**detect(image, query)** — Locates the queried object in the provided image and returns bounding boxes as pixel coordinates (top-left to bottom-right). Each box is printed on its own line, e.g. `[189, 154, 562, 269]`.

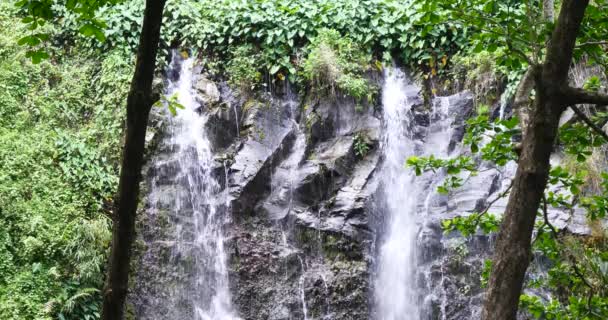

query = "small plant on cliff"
[353, 132, 371, 158]
[302, 29, 376, 107]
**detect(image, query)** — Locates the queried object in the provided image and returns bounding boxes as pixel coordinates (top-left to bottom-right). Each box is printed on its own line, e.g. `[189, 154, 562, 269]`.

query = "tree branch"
[542, 194, 558, 237]
[569, 105, 608, 142]
[472, 181, 513, 229]
[576, 41, 608, 48]
[507, 41, 535, 65]
[564, 86, 608, 106]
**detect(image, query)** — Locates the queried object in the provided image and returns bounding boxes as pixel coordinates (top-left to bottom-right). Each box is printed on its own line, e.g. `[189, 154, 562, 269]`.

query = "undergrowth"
[0, 3, 130, 319]
[302, 29, 376, 107]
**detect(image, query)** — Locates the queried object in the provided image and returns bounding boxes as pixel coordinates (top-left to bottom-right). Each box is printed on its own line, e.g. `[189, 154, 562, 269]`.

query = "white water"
[375, 67, 421, 319]
[298, 257, 310, 320]
[152, 52, 238, 320]
[144, 57, 469, 319]
[375, 67, 458, 319]
[427, 96, 454, 155]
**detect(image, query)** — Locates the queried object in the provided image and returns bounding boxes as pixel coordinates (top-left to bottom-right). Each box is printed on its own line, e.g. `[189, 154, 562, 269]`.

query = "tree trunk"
[481, 0, 590, 319]
[513, 67, 535, 137]
[542, 0, 555, 22]
[101, 0, 166, 319]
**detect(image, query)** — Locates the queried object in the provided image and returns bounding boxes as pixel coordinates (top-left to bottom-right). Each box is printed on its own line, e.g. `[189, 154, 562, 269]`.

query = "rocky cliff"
[129, 57, 595, 320]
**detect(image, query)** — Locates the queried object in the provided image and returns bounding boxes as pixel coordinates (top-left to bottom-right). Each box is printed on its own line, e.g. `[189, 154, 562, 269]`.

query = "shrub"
[302, 29, 376, 106]
[225, 45, 263, 93]
[0, 6, 125, 319]
[353, 132, 371, 157]
[50, 0, 465, 85]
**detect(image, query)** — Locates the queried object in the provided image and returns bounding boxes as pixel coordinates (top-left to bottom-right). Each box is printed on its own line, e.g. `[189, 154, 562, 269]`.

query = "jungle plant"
[34, 0, 465, 83]
[302, 29, 376, 106]
[353, 132, 371, 158]
[225, 45, 263, 94]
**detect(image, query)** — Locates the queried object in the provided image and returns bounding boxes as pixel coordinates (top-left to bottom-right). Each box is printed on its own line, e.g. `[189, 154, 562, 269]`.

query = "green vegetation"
[302, 29, 376, 107]
[225, 45, 263, 94]
[409, 0, 608, 317]
[0, 3, 130, 319]
[451, 50, 514, 106]
[19, 0, 466, 98]
[182, 0, 464, 76]
[353, 132, 371, 158]
[408, 112, 608, 318]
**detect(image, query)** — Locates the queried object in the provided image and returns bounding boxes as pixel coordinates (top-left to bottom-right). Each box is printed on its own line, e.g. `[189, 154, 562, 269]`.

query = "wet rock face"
[136, 65, 382, 319]
[133, 65, 595, 320]
[225, 93, 380, 320]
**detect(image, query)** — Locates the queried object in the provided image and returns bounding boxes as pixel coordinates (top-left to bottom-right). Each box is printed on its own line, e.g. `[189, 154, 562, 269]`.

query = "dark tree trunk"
[102, 0, 166, 319]
[481, 0, 591, 319]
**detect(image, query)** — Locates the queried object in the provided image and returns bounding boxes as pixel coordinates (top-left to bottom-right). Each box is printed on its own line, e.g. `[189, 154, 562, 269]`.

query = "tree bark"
[542, 0, 555, 22]
[513, 67, 535, 137]
[101, 0, 166, 319]
[481, 0, 590, 319]
[515, 0, 554, 137]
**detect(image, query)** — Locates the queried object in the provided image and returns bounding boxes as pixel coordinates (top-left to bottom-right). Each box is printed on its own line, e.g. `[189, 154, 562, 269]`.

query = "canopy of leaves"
[19, 0, 467, 77]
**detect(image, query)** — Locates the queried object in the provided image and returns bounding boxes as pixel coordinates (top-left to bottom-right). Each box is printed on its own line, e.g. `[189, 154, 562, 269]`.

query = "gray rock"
[194, 76, 220, 106]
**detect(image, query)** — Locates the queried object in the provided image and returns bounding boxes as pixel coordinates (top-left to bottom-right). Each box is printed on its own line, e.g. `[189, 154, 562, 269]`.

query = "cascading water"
[375, 67, 422, 319]
[375, 67, 458, 320]
[140, 52, 238, 320]
[135, 51, 498, 320]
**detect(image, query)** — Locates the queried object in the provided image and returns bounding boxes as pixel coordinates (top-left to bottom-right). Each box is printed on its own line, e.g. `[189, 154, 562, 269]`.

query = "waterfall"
[375, 67, 421, 319]
[375, 67, 458, 319]
[141, 52, 238, 320]
[135, 55, 485, 320]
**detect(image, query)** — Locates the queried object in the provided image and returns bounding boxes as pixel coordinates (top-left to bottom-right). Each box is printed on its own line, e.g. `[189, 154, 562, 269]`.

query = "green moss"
[305, 112, 320, 139]
[451, 50, 505, 106]
[353, 132, 371, 158]
[255, 126, 266, 141]
[241, 98, 259, 114]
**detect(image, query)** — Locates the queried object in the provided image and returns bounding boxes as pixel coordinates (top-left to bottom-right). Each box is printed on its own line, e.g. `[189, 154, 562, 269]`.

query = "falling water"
[375, 67, 421, 319]
[144, 52, 238, 320]
[375, 66, 459, 319]
[298, 257, 310, 320]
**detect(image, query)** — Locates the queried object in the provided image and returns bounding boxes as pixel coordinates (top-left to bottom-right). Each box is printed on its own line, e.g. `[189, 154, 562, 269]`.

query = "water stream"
[375, 67, 422, 320]
[375, 67, 457, 320]
[141, 52, 238, 320]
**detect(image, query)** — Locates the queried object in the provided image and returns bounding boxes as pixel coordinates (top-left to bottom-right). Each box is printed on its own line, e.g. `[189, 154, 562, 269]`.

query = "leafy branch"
[153, 93, 185, 116]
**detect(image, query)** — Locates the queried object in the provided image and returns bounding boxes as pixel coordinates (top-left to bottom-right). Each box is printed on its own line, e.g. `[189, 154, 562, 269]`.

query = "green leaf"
[577, 154, 586, 162]
[26, 50, 49, 64]
[79, 24, 106, 42]
[471, 143, 479, 153]
[168, 104, 177, 116]
[17, 35, 40, 46]
[269, 65, 281, 74]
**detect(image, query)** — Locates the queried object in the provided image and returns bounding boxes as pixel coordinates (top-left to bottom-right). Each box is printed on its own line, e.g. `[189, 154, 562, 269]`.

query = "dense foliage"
[21, 0, 467, 93]
[0, 3, 131, 319]
[301, 29, 376, 108]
